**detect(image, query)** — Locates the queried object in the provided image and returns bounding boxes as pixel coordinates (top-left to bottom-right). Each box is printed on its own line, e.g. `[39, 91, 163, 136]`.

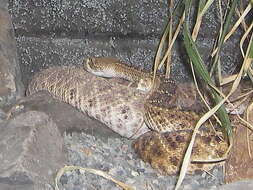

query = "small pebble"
[137, 168, 145, 173]
[131, 170, 139, 177]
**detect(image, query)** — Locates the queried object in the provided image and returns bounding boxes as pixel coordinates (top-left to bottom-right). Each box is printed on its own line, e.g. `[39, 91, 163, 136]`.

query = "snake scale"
[27, 57, 228, 175]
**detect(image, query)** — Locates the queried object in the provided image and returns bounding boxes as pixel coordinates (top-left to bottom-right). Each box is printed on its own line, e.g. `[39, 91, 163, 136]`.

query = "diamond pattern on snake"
[27, 57, 228, 175]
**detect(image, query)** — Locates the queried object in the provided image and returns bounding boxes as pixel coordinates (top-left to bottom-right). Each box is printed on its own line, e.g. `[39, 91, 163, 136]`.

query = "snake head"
[83, 57, 98, 73]
[84, 57, 122, 78]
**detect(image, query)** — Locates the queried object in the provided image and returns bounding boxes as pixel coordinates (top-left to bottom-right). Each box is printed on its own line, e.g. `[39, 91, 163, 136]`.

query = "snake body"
[27, 57, 228, 175]
[85, 57, 200, 133]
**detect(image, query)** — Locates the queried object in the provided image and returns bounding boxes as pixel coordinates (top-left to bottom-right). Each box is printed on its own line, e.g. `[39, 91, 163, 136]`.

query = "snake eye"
[84, 58, 94, 72]
[87, 57, 96, 67]
[86, 58, 92, 65]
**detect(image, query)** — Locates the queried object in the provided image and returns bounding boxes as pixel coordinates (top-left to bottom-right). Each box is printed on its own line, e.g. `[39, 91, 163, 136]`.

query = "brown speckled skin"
[132, 130, 228, 175]
[27, 66, 150, 138]
[27, 63, 228, 175]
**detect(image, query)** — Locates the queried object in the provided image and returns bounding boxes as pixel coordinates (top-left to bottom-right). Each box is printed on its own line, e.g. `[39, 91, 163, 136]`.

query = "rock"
[0, 110, 65, 189]
[217, 180, 253, 190]
[9, 91, 121, 140]
[0, 5, 24, 106]
[0, 0, 8, 9]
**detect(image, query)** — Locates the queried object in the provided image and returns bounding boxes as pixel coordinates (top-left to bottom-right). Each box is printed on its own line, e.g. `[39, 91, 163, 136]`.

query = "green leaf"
[183, 0, 232, 137]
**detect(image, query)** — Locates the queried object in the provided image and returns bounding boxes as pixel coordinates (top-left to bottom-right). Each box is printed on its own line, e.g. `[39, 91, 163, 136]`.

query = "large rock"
[0, 0, 8, 9]
[9, 91, 121, 139]
[0, 111, 65, 190]
[0, 3, 24, 106]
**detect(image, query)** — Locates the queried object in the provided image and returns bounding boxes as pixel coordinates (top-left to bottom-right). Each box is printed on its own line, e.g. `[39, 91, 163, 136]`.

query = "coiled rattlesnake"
[27, 57, 228, 175]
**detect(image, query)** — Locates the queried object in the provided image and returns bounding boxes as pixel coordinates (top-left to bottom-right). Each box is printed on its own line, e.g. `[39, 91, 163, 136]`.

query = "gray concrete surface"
[8, 0, 243, 87]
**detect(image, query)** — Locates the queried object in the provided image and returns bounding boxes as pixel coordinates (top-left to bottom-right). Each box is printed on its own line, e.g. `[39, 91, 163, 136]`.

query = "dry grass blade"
[212, 3, 252, 57]
[165, 0, 174, 77]
[192, 0, 215, 40]
[221, 8, 252, 85]
[176, 20, 253, 189]
[175, 96, 230, 190]
[192, 157, 227, 163]
[157, 13, 185, 71]
[216, 0, 224, 85]
[237, 114, 253, 131]
[189, 36, 230, 165]
[175, 0, 245, 188]
[190, 62, 215, 120]
[211, 0, 239, 79]
[153, 0, 184, 79]
[240, 20, 253, 58]
[220, 74, 238, 86]
[175, 68, 244, 189]
[200, 0, 215, 14]
[190, 0, 228, 124]
[236, 1, 248, 31]
[154, 1, 185, 77]
[244, 31, 253, 83]
[246, 102, 253, 157]
[153, 19, 171, 81]
[54, 165, 135, 190]
[224, 3, 251, 41]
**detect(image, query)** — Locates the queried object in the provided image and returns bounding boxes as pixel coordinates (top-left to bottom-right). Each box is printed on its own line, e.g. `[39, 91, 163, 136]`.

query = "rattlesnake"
[27, 57, 228, 175]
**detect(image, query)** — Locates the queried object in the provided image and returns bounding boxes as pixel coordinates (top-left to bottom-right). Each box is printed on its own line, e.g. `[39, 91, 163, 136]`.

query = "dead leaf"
[225, 115, 253, 183]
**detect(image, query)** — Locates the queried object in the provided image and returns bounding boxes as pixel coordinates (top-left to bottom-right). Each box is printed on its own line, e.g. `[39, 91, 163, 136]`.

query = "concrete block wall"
[8, 0, 242, 86]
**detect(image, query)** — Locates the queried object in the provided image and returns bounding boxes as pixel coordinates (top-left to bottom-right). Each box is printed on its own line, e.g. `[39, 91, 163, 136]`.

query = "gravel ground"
[61, 132, 225, 190]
